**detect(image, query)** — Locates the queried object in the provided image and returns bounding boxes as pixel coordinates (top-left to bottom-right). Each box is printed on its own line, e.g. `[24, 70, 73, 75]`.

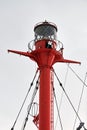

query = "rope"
[73, 72, 87, 130]
[53, 69, 87, 130]
[53, 87, 63, 130]
[10, 69, 38, 130]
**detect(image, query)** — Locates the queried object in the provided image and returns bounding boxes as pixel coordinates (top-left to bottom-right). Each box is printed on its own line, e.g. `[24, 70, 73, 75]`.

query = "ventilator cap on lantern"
[34, 21, 58, 41]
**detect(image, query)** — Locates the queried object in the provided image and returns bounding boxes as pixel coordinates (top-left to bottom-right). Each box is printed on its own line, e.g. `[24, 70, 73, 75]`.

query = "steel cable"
[55, 64, 69, 130]
[21, 75, 39, 130]
[68, 65, 87, 88]
[53, 87, 63, 130]
[73, 72, 87, 130]
[10, 69, 38, 130]
[53, 69, 87, 130]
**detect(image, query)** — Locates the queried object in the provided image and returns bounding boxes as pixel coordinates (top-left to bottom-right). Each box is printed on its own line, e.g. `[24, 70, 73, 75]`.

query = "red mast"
[8, 21, 80, 130]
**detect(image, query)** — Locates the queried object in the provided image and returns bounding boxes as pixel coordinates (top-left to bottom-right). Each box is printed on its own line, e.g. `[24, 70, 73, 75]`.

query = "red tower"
[8, 21, 80, 130]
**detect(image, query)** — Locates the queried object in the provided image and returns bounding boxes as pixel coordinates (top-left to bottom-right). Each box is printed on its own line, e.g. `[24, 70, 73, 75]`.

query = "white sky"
[0, 0, 87, 130]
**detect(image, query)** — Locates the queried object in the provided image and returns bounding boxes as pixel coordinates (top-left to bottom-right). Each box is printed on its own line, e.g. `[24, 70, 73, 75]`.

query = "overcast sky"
[0, 0, 87, 130]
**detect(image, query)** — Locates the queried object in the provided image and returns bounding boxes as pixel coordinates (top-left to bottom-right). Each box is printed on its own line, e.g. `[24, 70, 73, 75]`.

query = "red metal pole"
[39, 67, 53, 130]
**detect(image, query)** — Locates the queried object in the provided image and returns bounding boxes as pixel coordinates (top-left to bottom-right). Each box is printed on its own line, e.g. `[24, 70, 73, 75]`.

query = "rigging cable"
[21, 75, 39, 130]
[73, 72, 87, 130]
[10, 69, 39, 130]
[59, 63, 69, 109]
[53, 69, 87, 130]
[68, 65, 87, 88]
[55, 64, 69, 130]
[53, 87, 63, 130]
